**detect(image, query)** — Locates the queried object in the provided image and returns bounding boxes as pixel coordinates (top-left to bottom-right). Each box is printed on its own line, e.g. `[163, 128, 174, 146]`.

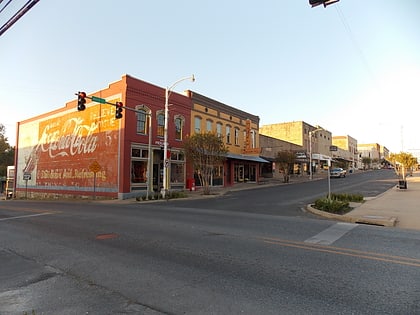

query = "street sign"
[23, 173, 31, 180]
[330, 145, 338, 151]
[91, 96, 106, 104]
[164, 159, 169, 168]
[89, 161, 102, 173]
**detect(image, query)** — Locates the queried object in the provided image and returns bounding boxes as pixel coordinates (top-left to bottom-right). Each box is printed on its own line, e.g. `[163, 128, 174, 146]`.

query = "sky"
[1, 0, 419, 155]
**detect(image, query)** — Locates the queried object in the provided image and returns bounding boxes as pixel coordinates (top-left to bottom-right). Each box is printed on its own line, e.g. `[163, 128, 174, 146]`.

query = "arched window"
[226, 125, 231, 143]
[216, 122, 222, 138]
[206, 119, 213, 132]
[194, 116, 202, 133]
[234, 127, 240, 145]
[136, 108, 147, 134]
[174, 115, 184, 140]
[251, 129, 257, 148]
[157, 112, 164, 137]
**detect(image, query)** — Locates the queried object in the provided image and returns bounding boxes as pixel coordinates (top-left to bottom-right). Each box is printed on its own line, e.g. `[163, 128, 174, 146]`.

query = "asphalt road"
[1, 170, 419, 314]
[158, 169, 399, 216]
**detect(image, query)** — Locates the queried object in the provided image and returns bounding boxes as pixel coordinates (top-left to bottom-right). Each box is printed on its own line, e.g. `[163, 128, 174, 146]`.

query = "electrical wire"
[0, 0, 14, 14]
[0, 0, 40, 37]
[335, 4, 375, 80]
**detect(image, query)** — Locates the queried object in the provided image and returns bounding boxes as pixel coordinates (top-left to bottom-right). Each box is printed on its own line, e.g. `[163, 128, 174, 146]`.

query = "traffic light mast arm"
[75, 92, 152, 114]
[74, 92, 125, 108]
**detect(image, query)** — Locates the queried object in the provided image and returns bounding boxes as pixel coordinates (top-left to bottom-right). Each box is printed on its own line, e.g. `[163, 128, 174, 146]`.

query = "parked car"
[330, 167, 346, 178]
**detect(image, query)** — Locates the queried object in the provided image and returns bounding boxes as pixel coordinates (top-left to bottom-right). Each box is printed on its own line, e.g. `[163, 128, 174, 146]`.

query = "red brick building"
[15, 75, 192, 199]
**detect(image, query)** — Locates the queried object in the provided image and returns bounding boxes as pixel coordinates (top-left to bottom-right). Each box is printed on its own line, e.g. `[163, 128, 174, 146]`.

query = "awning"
[226, 153, 270, 163]
[311, 153, 332, 161]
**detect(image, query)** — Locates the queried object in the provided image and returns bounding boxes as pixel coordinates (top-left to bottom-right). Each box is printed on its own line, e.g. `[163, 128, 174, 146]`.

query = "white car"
[330, 168, 346, 178]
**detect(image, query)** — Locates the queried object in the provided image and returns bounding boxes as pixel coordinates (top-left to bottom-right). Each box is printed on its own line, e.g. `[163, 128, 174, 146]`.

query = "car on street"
[330, 167, 346, 178]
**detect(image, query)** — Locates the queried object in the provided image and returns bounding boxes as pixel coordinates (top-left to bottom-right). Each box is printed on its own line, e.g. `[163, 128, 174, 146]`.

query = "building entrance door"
[234, 164, 244, 183]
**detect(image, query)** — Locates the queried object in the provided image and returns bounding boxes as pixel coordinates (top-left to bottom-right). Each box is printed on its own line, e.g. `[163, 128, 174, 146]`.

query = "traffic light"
[77, 92, 86, 111]
[115, 101, 123, 119]
[309, 0, 339, 7]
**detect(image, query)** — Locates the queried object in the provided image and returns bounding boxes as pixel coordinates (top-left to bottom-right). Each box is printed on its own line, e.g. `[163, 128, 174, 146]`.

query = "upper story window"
[194, 116, 202, 133]
[174, 115, 184, 141]
[216, 122, 222, 138]
[226, 125, 231, 144]
[157, 112, 164, 137]
[251, 129, 257, 148]
[136, 108, 147, 135]
[206, 119, 213, 132]
[234, 127, 240, 145]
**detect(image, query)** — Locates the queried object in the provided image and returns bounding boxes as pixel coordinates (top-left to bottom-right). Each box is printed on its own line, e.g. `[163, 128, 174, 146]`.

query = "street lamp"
[309, 128, 324, 180]
[162, 75, 195, 198]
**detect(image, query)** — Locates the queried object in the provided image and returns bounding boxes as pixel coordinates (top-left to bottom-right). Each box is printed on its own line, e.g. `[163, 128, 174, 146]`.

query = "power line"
[335, 4, 374, 80]
[0, 0, 14, 15]
[0, 0, 40, 37]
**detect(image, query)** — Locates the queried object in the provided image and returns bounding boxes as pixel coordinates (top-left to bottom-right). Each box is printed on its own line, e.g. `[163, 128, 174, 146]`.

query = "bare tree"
[183, 132, 228, 195]
[275, 150, 296, 183]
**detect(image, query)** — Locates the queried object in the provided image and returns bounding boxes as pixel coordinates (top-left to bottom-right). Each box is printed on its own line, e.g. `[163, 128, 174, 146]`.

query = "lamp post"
[145, 108, 152, 200]
[309, 128, 324, 180]
[162, 75, 195, 198]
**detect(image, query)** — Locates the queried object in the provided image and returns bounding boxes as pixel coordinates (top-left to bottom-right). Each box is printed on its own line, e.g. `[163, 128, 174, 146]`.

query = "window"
[157, 113, 164, 137]
[251, 130, 256, 148]
[131, 148, 141, 157]
[226, 125, 231, 143]
[170, 163, 184, 183]
[136, 109, 147, 134]
[234, 127, 239, 145]
[206, 119, 213, 132]
[131, 160, 147, 183]
[174, 116, 183, 140]
[216, 122, 222, 138]
[194, 116, 201, 133]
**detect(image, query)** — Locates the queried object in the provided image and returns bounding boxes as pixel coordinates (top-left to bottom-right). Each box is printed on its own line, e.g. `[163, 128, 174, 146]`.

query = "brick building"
[15, 75, 191, 199]
[189, 92, 268, 186]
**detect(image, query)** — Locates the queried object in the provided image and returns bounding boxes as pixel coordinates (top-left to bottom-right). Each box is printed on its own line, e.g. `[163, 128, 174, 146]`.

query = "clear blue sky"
[1, 0, 419, 154]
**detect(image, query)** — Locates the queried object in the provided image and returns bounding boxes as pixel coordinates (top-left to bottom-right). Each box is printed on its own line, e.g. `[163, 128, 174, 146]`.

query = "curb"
[306, 204, 397, 227]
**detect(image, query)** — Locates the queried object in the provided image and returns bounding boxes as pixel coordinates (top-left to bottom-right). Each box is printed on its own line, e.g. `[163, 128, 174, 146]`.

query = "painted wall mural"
[17, 101, 121, 193]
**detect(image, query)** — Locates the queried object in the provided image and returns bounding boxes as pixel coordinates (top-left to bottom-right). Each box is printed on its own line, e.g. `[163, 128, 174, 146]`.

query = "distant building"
[332, 135, 358, 169]
[260, 121, 333, 173]
[259, 134, 305, 179]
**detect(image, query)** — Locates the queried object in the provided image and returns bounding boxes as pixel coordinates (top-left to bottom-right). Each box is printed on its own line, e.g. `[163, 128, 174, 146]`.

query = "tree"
[183, 132, 228, 195]
[389, 152, 418, 180]
[361, 157, 371, 170]
[275, 150, 296, 183]
[0, 124, 15, 177]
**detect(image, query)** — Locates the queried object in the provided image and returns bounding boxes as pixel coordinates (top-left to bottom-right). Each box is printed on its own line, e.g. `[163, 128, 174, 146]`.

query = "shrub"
[166, 190, 188, 199]
[313, 197, 351, 214]
[330, 193, 363, 202]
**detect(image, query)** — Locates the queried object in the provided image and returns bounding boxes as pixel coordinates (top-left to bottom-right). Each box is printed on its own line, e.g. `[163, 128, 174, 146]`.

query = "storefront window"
[131, 160, 147, 183]
[170, 162, 184, 183]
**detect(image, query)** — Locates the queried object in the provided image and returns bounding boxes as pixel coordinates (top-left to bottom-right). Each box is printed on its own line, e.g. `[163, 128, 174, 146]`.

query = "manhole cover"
[95, 233, 118, 240]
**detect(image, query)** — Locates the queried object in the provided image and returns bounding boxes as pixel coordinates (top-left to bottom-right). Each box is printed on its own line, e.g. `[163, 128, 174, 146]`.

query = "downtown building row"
[13, 74, 389, 199]
[14, 75, 265, 200]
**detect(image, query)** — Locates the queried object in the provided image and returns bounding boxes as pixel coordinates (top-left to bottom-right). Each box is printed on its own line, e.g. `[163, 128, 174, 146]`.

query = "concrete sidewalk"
[344, 171, 420, 230]
[306, 171, 420, 230]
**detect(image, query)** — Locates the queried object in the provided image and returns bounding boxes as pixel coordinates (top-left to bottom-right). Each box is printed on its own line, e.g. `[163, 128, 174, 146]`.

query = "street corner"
[305, 204, 397, 227]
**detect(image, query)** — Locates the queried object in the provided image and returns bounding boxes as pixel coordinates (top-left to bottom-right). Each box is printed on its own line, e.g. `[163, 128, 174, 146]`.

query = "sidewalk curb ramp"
[306, 204, 397, 227]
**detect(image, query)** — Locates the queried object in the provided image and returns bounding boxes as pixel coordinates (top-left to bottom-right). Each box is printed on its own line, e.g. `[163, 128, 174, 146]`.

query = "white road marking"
[305, 222, 358, 245]
[0, 212, 54, 222]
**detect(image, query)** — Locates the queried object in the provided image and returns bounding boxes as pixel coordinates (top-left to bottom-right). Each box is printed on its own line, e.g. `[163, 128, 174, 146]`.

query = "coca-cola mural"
[17, 101, 121, 195]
